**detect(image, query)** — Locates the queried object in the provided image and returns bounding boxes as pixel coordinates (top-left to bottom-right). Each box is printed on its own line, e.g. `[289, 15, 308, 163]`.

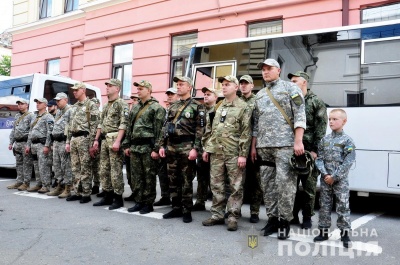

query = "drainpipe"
[342, 0, 349, 26]
[68, 43, 83, 78]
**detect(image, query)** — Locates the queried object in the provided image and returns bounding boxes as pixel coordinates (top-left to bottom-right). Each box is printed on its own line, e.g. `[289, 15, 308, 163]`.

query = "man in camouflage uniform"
[90, 97, 101, 195]
[46, 92, 73, 198]
[123, 80, 165, 214]
[288, 71, 327, 229]
[158, 76, 204, 223]
[92, 79, 128, 210]
[251, 59, 306, 240]
[202, 76, 251, 231]
[65, 82, 100, 204]
[25, 98, 54, 193]
[47, 100, 57, 117]
[7, 99, 34, 190]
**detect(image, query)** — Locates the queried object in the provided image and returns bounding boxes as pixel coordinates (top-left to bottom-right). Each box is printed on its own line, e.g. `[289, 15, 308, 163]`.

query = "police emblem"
[248, 235, 258, 249]
[185, 112, 191, 118]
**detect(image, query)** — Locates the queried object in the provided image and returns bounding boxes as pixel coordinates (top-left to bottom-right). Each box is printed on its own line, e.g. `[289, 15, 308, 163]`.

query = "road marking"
[106, 207, 166, 219]
[14, 191, 57, 199]
[0, 179, 13, 182]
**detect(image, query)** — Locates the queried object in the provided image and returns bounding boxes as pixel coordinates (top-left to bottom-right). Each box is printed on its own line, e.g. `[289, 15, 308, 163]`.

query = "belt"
[32, 138, 46, 144]
[15, 137, 28, 143]
[131, 138, 154, 146]
[52, 134, 67, 142]
[168, 136, 195, 144]
[72, 131, 89, 138]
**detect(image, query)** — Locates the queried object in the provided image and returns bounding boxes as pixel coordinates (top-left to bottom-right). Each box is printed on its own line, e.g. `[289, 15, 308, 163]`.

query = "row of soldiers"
[8, 59, 331, 237]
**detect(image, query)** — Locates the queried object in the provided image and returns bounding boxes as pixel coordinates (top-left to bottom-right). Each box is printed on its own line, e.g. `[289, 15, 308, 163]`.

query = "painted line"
[14, 191, 57, 200]
[105, 207, 164, 219]
[0, 179, 13, 182]
[268, 212, 384, 254]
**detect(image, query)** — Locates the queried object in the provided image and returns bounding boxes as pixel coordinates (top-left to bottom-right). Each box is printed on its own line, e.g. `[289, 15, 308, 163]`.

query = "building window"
[65, 0, 79, 13]
[248, 20, 283, 37]
[112, 43, 133, 100]
[170, 33, 198, 86]
[39, 0, 52, 19]
[362, 2, 400, 23]
[47, 59, 60, 76]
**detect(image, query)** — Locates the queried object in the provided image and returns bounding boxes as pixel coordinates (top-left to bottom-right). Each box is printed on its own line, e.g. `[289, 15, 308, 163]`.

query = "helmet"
[289, 151, 314, 175]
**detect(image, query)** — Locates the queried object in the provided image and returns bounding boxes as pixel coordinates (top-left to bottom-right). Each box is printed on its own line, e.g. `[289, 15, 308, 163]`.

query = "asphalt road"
[1, 169, 400, 265]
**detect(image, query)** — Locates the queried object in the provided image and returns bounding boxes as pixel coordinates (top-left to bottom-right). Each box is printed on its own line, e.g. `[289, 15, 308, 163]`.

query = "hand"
[112, 140, 120, 152]
[151, 151, 159, 160]
[188, 148, 197, 160]
[8, 144, 12, 151]
[311, 151, 317, 160]
[202, 152, 209, 162]
[324, 175, 334, 185]
[89, 147, 97, 158]
[43, 146, 49, 155]
[93, 140, 99, 149]
[65, 144, 70, 153]
[124, 148, 131, 157]
[25, 147, 30, 155]
[237, 156, 246, 169]
[294, 140, 304, 156]
[251, 147, 257, 163]
[159, 147, 166, 158]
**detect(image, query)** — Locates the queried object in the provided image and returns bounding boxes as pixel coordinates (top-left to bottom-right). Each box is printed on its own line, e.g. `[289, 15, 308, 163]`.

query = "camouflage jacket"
[253, 78, 306, 148]
[27, 111, 54, 147]
[316, 130, 356, 182]
[159, 97, 205, 152]
[98, 98, 129, 134]
[240, 93, 256, 111]
[9, 111, 35, 145]
[203, 97, 252, 157]
[67, 98, 100, 144]
[303, 89, 328, 153]
[123, 97, 165, 153]
[52, 105, 72, 137]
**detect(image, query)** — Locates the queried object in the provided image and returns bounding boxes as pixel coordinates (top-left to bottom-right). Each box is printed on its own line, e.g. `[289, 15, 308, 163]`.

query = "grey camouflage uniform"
[9, 111, 35, 184]
[316, 131, 356, 229]
[27, 112, 54, 188]
[253, 78, 306, 221]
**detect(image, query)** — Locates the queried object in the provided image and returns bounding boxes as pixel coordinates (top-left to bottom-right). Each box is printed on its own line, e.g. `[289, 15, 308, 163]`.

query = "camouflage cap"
[239, 75, 253, 84]
[133, 80, 152, 89]
[257, 58, 280, 69]
[173, 76, 193, 86]
[91, 98, 100, 104]
[201, 87, 216, 94]
[71, 82, 86, 90]
[218, 75, 239, 85]
[16, 98, 29, 104]
[105, 78, 122, 88]
[34, 98, 48, 104]
[130, 94, 139, 99]
[47, 99, 57, 106]
[288, 71, 310, 82]
[54, 92, 68, 100]
[165, 87, 177, 94]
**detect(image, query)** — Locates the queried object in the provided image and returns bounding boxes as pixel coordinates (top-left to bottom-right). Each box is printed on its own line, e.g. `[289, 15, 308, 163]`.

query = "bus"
[0, 73, 102, 168]
[187, 19, 400, 197]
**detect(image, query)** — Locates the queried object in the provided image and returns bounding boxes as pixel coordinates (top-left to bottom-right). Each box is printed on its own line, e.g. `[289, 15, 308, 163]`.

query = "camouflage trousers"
[244, 156, 263, 215]
[166, 146, 196, 213]
[130, 150, 158, 205]
[13, 141, 33, 184]
[157, 158, 169, 198]
[70, 136, 92, 196]
[210, 153, 245, 220]
[99, 141, 125, 195]
[293, 166, 319, 218]
[195, 157, 210, 205]
[318, 177, 351, 229]
[53, 141, 73, 185]
[125, 154, 133, 191]
[31, 143, 52, 188]
[91, 152, 100, 187]
[257, 147, 297, 221]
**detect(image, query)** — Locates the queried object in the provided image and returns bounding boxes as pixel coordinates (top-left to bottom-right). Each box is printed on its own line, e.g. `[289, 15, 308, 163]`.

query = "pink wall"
[10, 0, 392, 105]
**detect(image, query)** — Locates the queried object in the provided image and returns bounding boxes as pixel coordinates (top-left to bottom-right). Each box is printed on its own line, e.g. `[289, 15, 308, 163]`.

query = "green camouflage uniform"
[203, 97, 252, 220]
[123, 97, 165, 205]
[67, 99, 100, 196]
[98, 98, 129, 196]
[159, 98, 205, 213]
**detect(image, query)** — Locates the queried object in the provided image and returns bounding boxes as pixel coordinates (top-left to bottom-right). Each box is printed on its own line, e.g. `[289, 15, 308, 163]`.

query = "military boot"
[66, 194, 82, 201]
[277, 219, 290, 240]
[91, 185, 99, 195]
[109, 193, 124, 210]
[182, 211, 192, 223]
[7, 182, 22, 189]
[47, 184, 63, 196]
[302, 216, 312, 229]
[93, 191, 113, 206]
[153, 196, 171, 206]
[314, 228, 329, 242]
[139, 204, 154, 214]
[58, 185, 72, 198]
[341, 229, 352, 248]
[27, 185, 42, 192]
[38, 186, 50, 194]
[261, 216, 279, 236]
[17, 183, 30, 191]
[163, 208, 183, 219]
[96, 190, 106, 198]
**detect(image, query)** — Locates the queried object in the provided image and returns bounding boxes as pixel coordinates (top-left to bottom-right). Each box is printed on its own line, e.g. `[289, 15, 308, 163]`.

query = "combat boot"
[261, 216, 279, 236]
[182, 211, 192, 223]
[249, 214, 260, 223]
[91, 185, 100, 195]
[66, 194, 82, 201]
[97, 190, 106, 198]
[109, 193, 123, 210]
[277, 219, 290, 240]
[153, 196, 171, 206]
[58, 185, 71, 198]
[7, 182, 22, 189]
[123, 193, 136, 201]
[38, 186, 50, 194]
[191, 203, 206, 211]
[302, 216, 312, 229]
[17, 183, 30, 191]
[93, 191, 113, 206]
[341, 229, 352, 248]
[80, 196, 91, 203]
[27, 185, 42, 192]
[314, 228, 329, 242]
[163, 208, 183, 219]
[47, 184, 63, 196]
[139, 205, 154, 214]
[202, 217, 225, 226]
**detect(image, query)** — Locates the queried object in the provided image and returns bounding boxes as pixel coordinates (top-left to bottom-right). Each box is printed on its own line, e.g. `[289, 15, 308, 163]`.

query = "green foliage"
[0, 55, 11, 76]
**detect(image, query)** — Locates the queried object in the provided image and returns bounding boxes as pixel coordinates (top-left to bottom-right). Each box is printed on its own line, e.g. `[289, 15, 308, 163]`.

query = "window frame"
[39, 0, 52, 19]
[46, 58, 60, 76]
[64, 0, 79, 13]
[247, 19, 283, 37]
[112, 43, 133, 100]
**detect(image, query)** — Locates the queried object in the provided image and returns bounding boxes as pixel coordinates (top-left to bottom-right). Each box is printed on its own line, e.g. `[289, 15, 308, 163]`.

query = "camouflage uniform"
[98, 98, 129, 195]
[52, 105, 73, 185]
[315, 131, 356, 229]
[123, 97, 165, 205]
[27, 111, 54, 188]
[293, 89, 327, 218]
[203, 97, 252, 220]
[159, 98, 204, 213]
[9, 111, 35, 185]
[253, 78, 306, 221]
[67, 98, 100, 197]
